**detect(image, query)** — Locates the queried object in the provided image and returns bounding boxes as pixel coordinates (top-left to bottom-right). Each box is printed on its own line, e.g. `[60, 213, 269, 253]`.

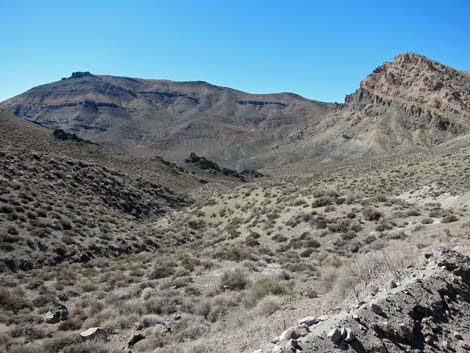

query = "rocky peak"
[344, 52, 470, 142]
[67, 71, 94, 79]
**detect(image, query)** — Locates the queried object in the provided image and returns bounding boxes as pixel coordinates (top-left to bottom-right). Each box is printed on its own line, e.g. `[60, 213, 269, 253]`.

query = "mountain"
[252, 52, 470, 167]
[0, 73, 337, 168]
[2, 54, 470, 353]
[344, 52, 470, 147]
[1, 53, 469, 170]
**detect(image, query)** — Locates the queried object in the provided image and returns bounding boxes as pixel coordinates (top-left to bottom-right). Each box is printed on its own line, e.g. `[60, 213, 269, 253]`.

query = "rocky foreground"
[255, 247, 470, 353]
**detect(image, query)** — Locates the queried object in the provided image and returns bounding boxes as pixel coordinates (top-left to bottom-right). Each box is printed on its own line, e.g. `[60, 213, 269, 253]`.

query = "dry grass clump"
[256, 295, 282, 316]
[219, 269, 249, 290]
[325, 246, 415, 304]
[0, 287, 31, 313]
[362, 207, 383, 221]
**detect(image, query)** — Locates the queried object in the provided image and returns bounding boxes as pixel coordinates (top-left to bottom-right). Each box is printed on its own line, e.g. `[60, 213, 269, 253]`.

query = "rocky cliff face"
[254, 53, 470, 168]
[344, 52, 470, 146]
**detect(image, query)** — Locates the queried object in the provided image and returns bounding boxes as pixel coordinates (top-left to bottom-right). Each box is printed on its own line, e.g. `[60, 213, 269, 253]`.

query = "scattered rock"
[184, 152, 263, 181]
[462, 342, 470, 350]
[80, 327, 107, 341]
[370, 303, 385, 316]
[262, 247, 470, 353]
[45, 302, 68, 323]
[128, 333, 145, 347]
[327, 327, 342, 344]
[278, 324, 310, 342]
[298, 316, 317, 326]
[344, 327, 354, 342]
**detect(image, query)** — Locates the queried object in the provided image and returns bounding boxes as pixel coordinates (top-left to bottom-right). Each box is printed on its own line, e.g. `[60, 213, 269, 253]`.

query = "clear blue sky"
[1, 0, 469, 103]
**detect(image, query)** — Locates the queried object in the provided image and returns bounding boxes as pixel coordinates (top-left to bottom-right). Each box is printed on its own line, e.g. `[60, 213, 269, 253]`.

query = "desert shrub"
[315, 218, 328, 229]
[341, 232, 356, 240]
[176, 322, 209, 342]
[0, 287, 31, 313]
[133, 336, 166, 352]
[58, 319, 82, 331]
[421, 218, 433, 224]
[32, 294, 54, 308]
[62, 341, 111, 353]
[363, 235, 377, 244]
[300, 249, 314, 258]
[256, 295, 281, 316]
[331, 248, 412, 303]
[442, 214, 458, 223]
[220, 269, 249, 290]
[142, 314, 166, 328]
[362, 208, 382, 221]
[154, 346, 184, 353]
[245, 279, 291, 306]
[8, 344, 42, 353]
[214, 246, 254, 261]
[349, 222, 362, 232]
[311, 196, 333, 208]
[150, 265, 176, 280]
[324, 205, 336, 212]
[180, 253, 202, 271]
[7, 226, 19, 235]
[272, 234, 288, 242]
[406, 208, 421, 217]
[144, 296, 181, 315]
[41, 334, 82, 353]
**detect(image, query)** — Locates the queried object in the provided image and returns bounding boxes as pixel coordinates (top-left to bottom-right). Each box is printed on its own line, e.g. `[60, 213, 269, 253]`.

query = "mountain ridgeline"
[1, 53, 469, 168]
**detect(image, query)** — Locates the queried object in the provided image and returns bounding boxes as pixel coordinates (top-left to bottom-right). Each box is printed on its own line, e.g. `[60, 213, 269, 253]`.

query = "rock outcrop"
[184, 152, 263, 181]
[45, 302, 68, 324]
[255, 247, 470, 352]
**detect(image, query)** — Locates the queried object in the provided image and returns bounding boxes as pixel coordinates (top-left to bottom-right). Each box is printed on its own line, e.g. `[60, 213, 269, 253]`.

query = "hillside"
[2, 120, 470, 352]
[0, 110, 255, 195]
[1, 53, 470, 353]
[0, 74, 336, 168]
[250, 53, 470, 167]
[1, 53, 470, 169]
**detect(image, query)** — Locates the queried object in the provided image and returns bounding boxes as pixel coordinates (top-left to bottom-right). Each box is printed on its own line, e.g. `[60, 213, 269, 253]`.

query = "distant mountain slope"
[1, 53, 469, 169]
[0, 73, 337, 167]
[0, 111, 202, 192]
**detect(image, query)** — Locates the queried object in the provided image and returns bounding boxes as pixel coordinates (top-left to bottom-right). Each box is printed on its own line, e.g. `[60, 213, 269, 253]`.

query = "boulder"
[80, 327, 107, 341]
[128, 333, 145, 347]
[298, 316, 318, 326]
[327, 327, 342, 344]
[45, 302, 68, 323]
[370, 303, 385, 316]
[279, 325, 309, 341]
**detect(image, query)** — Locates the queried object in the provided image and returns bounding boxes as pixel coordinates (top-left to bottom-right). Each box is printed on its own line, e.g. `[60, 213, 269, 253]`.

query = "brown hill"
[250, 53, 470, 167]
[1, 53, 469, 169]
[0, 73, 336, 168]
